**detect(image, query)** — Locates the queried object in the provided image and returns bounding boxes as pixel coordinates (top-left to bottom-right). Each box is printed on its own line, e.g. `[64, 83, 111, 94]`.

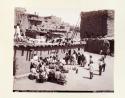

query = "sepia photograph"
[13, 7, 114, 92]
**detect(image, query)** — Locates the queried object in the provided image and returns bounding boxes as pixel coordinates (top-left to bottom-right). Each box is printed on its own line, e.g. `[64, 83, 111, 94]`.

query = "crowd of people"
[64, 50, 86, 67]
[29, 53, 68, 85]
[29, 48, 107, 84]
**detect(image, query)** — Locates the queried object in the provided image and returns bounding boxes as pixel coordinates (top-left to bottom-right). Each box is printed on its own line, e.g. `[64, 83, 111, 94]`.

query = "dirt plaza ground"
[13, 50, 114, 92]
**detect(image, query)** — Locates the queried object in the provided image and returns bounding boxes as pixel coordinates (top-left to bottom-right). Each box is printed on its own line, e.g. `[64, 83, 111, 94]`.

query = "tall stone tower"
[80, 10, 114, 39]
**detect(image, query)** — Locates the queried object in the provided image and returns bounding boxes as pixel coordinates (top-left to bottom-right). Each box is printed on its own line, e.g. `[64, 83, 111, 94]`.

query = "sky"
[14, 0, 116, 25]
[25, 8, 81, 26]
[14, 0, 84, 25]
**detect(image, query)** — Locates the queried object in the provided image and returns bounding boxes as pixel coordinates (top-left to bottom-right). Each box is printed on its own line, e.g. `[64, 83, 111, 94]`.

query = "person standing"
[64, 53, 68, 65]
[72, 52, 77, 65]
[88, 55, 93, 66]
[102, 56, 106, 72]
[89, 61, 94, 79]
[99, 59, 103, 75]
[14, 24, 22, 41]
[76, 68, 78, 74]
[81, 54, 86, 67]
[100, 50, 103, 55]
[77, 52, 81, 65]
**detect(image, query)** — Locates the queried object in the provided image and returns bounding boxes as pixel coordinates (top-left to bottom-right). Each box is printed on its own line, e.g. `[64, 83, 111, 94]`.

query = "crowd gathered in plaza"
[14, 23, 108, 85]
[29, 48, 107, 85]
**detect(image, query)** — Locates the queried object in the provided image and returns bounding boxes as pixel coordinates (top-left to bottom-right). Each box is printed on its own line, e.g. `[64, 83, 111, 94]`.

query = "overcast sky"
[25, 8, 81, 26]
[14, 0, 116, 26]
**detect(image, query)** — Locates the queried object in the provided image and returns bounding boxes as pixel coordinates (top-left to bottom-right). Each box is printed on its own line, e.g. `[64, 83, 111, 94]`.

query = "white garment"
[72, 54, 77, 65]
[39, 66, 45, 72]
[33, 55, 38, 61]
[60, 59, 65, 64]
[73, 54, 76, 60]
[46, 68, 50, 75]
[16, 26, 21, 35]
[99, 61, 104, 66]
[89, 64, 94, 72]
[31, 68, 37, 74]
[55, 71, 61, 80]
[15, 26, 22, 39]
[52, 59, 57, 63]
[30, 57, 39, 67]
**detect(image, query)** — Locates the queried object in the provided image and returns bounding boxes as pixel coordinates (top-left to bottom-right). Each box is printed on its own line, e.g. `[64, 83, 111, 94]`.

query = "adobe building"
[14, 7, 70, 40]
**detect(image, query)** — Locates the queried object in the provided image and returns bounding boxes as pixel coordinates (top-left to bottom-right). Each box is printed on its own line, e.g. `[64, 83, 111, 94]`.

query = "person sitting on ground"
[30, 54, 39, 73]
[59, 72, 66, 84]
[33, 54, 38, 60]
[37, 66, 48, 82]
[32, 54, 39, 65]
[30, 63, 37, 75]
[55, 68, 61, 81]
[38, 62, 45, 72]
[49, 63, 55, 69]
[52, 56, 57, 64]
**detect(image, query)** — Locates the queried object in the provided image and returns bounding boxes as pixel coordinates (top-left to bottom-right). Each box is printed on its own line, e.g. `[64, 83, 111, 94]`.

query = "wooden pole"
[26, 50, 29, 61]
[29, 50, 31, 61]
[21, 49, 24, 56]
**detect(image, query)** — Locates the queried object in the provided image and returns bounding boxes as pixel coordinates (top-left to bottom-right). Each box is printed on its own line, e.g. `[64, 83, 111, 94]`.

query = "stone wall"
[80, 10, 114, 39]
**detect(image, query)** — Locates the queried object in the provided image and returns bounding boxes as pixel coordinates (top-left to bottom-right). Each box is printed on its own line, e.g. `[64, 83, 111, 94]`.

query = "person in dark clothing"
[68, 49, 71, 56]
[81, 54, 86, 67]
[77, 53, 81, 65]
[64, 53, 69, 65]
[99, 59, 103, 75]
[30, 63, 35, 71]
[102, 63, 106, 72]
[76, 68, 78, 74]
[102, 57, 106, 72]
[99, 65, 102, 75]
[88, 55, 93, 66]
